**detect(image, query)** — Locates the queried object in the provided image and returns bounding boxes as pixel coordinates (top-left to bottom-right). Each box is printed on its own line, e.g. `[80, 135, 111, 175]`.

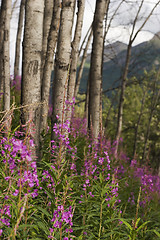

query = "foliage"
[0, 110, 160, 240]
[103, 69, 160, 165]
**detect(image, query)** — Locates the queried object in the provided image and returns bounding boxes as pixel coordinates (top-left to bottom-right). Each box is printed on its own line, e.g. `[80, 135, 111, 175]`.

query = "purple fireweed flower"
[13, 189, 19, 196]
[89, 192, 94, 197]
[66, 228, 73, 233]
[0, 205, 11, 228]
[0, 135, 39, 202]
[31, 189, 38, 198]
[31, 161, 36, 169]
[98, 157, 104, 165]
[53, 220, 62, 228]
[4, 176, 10, 181]
[85, 179, 90, 184]
[50, 206, 73, 234]
[58, 205, 64, 211]
[49, 228, 54, 233]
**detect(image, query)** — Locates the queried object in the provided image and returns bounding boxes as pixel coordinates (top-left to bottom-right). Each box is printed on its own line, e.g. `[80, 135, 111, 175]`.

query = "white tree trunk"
[88, 0, 108, 140]
[41, 0, 54, 75]
[51, 0, 75, 139]
[3, 0, 12, 112]
[0, 1, 5, 96]
[75, 28, 93, 98]
[21, 0, 44, 155]
[14, 0, 25, 79]
[40, 0, 61, 132]
[66, 0, 85, 122]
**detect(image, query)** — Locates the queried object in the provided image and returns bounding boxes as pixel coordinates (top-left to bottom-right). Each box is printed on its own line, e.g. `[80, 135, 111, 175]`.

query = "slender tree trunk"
[78, 24, 92, 58]
[66, 0, 85, 121]
[11, 0, 18, 19]
[41, 0, 54, 75]
[101, 1, 110, 76]
[133, 89, 146, 158]
[85, 77, 89, 125]
[104, 93, 117, 129]
[115, 43, 132, 156]
[2, 0, 12, 112]
[14, 0, 25, 79]
[51, 0, 75, 140]
[75, 28, 93, 99]
[0, 0, 6, 97]
[158, 165, 160, 177]
[142, 85, 160, 162]
[114, 0, 160, 157]
[88, 0, 108, 140]
[142, 107, 155, 162]
[40, 0, 61, 132]
[21, 0, 44, 156]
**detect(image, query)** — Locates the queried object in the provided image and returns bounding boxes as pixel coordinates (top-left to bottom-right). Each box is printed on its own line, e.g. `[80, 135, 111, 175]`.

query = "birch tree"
[41, 0, 54, 75]
[75, 28, 93, 99]
[51, 0, 75, 139]
[0, 0, 6, 97]
[11, 0, 19, 19]
[133, 86, 147, 159]
[1, 0, 12, 112]
[14, 0, 25, 79]
[142, 73, 160, 162]
[88, 0, 109, 139]
[66, 0, 85, 122]
[21, 0, 44, 154]
[40, 0, 61, 132]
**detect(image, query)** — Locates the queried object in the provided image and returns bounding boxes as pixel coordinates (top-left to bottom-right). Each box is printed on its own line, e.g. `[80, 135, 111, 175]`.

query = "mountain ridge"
[79, 33, 160, 94]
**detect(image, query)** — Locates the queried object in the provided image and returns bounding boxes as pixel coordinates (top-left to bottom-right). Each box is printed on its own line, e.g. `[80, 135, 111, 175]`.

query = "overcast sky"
[9, 0, 160, 74]
[83, 0, 160, 45]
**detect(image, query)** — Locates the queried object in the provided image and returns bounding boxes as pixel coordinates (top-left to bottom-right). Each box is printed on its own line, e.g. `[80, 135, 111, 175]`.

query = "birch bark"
[88, 0, 108, 139]
[0, 1, 5, 97]
[40, 0, 61, 132]
[41, 0, 54, 75]
[66, 0, 85, 121]
[51, 0, 75, 140]
[14, 0, 25, 79]
[21, 0, 44, 154]
[2, 0, 12, 112]
[74, 28, 93, 99]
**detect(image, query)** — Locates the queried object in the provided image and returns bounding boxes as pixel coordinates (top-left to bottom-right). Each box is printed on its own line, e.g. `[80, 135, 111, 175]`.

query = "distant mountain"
[79, 33, 160, 94]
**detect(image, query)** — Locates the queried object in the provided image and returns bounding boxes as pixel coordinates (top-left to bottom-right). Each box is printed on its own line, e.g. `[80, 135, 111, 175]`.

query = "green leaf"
[137, 221, 150, 232]
[135, 217, 141, 228]
[36, 206, 51, 218]
[29, 238, 44, 240]
[119, 218, 132, 231]
[42, 187, 55, 200]
[17, 224, 37, 230]
[153, 229, 160, 238]
[37, 221, 50, 235]
[99, 172, 103, 184]
[41, 161, 57, 182]
[55, 182, 63, 193]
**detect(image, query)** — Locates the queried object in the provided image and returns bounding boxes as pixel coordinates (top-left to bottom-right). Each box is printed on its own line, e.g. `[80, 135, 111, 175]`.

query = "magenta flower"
[13, 189, 19, 196]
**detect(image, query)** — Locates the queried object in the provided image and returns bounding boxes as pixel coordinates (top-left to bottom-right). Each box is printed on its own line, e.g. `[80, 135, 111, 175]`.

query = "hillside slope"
[79, 33, 160, 93]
